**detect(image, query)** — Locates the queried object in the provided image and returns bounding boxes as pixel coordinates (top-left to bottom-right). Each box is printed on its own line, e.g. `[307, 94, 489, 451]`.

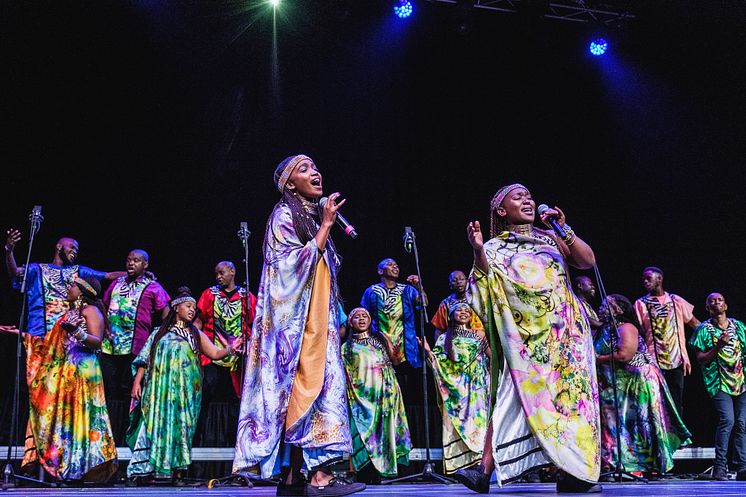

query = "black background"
[2, 0, 746, 449]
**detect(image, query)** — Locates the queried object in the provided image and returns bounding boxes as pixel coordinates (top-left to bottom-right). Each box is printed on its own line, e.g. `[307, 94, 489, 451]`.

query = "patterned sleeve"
[102, 281, 114, 308]
[11, 263, 38, 290]
[431, 301, 448, 331]
[196, 288, 213, 322]
[676, 295, 695, 323]
[79, 265, 107, 281]
[360, 287, 374, 313]
[152, 283, 171, 311]
[688, 323, 712, 352]
[338, 303, 347, 329]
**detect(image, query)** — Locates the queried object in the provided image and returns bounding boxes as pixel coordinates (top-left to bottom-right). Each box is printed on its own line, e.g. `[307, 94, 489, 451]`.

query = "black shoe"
[713, 467, 729, 481]
[556, 471, 602, 493]
[277, 479, 308, 496]
[522, 469, 542, 483]
[453, 465, 491, 494]
[737, 470, 746, 481]
[306, 477, 366, 496]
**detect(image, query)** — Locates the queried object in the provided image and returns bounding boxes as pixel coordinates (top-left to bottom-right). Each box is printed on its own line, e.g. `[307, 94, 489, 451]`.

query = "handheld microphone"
[403, 226, 414, 253]
[319, 197, 358, 239]
[537, 204, 567, 239]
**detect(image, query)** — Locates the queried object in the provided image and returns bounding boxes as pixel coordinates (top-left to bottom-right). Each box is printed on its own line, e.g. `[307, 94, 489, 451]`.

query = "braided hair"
[148, 286, 202, 371]
[75, 275, 111, 337]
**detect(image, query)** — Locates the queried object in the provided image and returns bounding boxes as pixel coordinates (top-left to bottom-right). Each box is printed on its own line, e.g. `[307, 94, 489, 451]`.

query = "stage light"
[393, 1, 414, 19]
[589, 38, 608, 56]
[269, 0, 280, 7]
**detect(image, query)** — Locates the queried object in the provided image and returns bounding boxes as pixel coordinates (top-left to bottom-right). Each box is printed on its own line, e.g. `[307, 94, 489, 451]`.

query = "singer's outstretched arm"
[467, 221, 489, 273]
[4, 228, 22, 281]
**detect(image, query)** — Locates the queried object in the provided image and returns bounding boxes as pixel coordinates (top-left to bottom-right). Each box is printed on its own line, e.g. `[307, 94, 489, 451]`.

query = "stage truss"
[427, 1, 636, 26]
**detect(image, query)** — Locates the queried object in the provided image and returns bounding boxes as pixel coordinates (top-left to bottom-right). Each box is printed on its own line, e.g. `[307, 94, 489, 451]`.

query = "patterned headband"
[490, 183, 528, 211]
[276, 154, 313, 193]
[170, 295, 196, 308]
[348, 307, 371, 321]
[448, 301, 471, 317]
[73, 276, 97, 298]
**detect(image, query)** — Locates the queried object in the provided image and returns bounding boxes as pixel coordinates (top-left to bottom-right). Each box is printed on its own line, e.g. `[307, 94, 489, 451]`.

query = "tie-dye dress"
[342, 332, 411, 477]
[428, 327, 490, 473]
[22, 307, 118, 481]
[594, 323, 691, 473]
[468, 229, 600, 484]
[126, 326, 202, 477]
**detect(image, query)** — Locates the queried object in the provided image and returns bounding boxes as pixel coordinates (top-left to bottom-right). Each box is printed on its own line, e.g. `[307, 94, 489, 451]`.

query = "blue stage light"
[394, 1, 414, 19]
[589, 38, 608, 56]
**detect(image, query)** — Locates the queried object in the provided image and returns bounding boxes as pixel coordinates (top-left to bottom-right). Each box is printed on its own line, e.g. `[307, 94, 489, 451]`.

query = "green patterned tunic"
[126, 326, 202, 477]
[428, 327, 490, 473]
[342, 332, 411, 476]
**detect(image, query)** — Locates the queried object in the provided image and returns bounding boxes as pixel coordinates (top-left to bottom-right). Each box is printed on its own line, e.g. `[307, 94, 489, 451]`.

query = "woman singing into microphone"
[455, 183, 601, 494]
[233, 154, 365, 497]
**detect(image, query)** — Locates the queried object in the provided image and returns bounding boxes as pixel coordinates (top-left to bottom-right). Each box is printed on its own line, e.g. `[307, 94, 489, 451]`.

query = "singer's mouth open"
[311, 178, 321, 186]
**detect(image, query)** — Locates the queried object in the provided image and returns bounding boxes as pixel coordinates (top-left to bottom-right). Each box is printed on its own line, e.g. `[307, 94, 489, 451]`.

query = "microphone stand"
[384, 227, 454, 485]
[237, 222, 251, 398]
[3, 206, 53, 489]
[593, 263, 647, 484]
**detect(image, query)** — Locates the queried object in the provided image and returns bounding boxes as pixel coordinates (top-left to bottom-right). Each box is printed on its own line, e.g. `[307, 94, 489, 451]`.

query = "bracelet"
[74, 330, 88, 342]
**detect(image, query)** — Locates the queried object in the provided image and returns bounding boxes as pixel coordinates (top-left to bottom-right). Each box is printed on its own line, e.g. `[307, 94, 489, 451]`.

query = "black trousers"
[100, 353, 135, 402]
[662, 365, 685, 416]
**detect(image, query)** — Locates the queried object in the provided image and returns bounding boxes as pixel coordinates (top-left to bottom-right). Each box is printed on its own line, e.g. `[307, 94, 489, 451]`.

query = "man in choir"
[573, 275, 602, 332]
[101, 248, 170, 439]
[634, 266, 700, 415]
[690, 293, 746, 481]
[5, 229, 123, 338]
[195, 260, 257, 398]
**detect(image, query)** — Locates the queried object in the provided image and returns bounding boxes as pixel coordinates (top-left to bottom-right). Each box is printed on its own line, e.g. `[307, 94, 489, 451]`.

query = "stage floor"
[3, 481, 746, 496]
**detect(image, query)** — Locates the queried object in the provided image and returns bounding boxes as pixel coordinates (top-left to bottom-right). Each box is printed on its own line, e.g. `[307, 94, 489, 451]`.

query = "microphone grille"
[537, 204, 549, 215]
[319, 196, 328, 207]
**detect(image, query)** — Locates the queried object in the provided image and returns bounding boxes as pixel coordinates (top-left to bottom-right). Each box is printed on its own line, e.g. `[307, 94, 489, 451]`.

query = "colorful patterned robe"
[126, 326, 202, 477]
[594, 323, 691, 473]
[233, 202, 351, 478]
[342, 332, 411, 476]
[428, 327, 490, 474]
[23, 308, 117, 481]
[468, 229, 601, 484]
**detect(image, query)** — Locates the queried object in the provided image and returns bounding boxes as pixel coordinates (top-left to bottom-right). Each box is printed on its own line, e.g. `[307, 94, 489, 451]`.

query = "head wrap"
[348, 307, 371, 329]
[274, 154, 314, 193]
[170, 295, 196, 308]
[73, 276, 98, 298]
[448, 301, 472, 318]
[490, 183, 528, 212]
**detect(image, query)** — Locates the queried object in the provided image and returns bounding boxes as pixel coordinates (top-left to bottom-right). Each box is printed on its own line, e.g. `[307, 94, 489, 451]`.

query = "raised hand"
[467, 221, 484, 251]
[5, 229, 21, 252]
[406, 274, 420, 287]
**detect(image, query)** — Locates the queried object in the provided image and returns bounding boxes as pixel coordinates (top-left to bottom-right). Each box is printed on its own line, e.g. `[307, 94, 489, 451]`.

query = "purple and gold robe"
[233, 202, 351, 478]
